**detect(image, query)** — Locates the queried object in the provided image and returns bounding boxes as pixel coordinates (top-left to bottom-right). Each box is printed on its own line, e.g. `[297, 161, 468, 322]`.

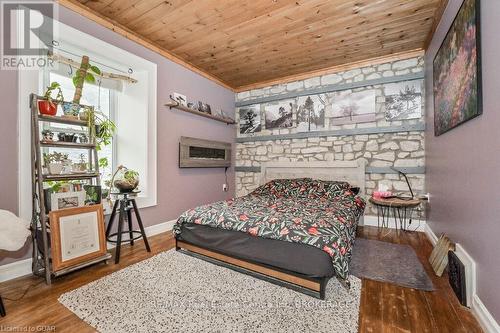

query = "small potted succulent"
[41, 129, 54, 142]
[38, 82, 64, 116]
[44, 152, 69, 175]
[78, 133, 88, 143]
[72, 153, 87, 173]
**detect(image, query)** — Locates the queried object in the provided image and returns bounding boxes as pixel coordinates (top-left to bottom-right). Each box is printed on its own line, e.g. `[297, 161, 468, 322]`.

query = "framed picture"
[197, 101, 212, 114]
[49, 205, 107, 272]
[433, 0, 481, 136]
[264, 100, 293, 130]
[172, 92, 187, 107]
[331, 90, 376, 125]
[385, 80, 422, 121]
[239, 105, 262, 134]
[50, 191, 85, 211]
[296, 94, 326, 132]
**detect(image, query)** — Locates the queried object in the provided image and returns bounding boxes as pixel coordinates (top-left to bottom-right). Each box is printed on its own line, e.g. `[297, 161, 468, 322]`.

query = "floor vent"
[448, 250, 467, 306]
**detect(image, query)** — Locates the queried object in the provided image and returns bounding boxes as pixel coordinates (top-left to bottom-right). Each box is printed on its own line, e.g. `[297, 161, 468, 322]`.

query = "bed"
[174, 161, 366, 299]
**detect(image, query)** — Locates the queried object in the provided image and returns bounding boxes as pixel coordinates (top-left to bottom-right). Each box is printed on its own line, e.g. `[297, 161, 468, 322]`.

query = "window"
[18, 18, 157, 221]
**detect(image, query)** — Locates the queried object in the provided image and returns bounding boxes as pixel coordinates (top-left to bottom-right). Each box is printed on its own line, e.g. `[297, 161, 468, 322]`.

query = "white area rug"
[59, 250, 361, 333]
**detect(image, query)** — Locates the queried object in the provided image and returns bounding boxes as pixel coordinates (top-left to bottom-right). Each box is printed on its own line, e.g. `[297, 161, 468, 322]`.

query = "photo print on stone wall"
[239, 105, 262, 134]
[264, 99, 294, 130]
[330, 90, 376, 125]
[384, 80, 422, 121]
[297, 94, 326, 132]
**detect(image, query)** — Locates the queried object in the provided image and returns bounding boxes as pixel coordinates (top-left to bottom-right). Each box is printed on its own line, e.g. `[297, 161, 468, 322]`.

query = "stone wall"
[235, 56, 426, 217]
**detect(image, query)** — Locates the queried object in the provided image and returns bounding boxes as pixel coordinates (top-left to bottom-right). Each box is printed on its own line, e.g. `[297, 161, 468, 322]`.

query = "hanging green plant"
[72, 55, 101, 104]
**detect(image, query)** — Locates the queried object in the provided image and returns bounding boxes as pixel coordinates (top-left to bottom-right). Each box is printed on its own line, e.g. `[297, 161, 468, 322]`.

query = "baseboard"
[424, 222, 439, 245]
[424, 222, 500, 332]
[362, 215, 427, 232]
[0, 219, 177, 283]
[472, 294, 500, 333]
[0, 258, 32, 283]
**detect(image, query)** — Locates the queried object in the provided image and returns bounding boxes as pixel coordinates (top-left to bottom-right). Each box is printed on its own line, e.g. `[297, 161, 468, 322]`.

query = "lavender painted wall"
[425, 0, 500, 322]
[0, 5, 235, 265]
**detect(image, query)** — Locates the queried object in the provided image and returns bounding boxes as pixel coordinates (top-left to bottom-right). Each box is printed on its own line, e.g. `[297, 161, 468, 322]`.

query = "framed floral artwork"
[433, 0, 482, 136]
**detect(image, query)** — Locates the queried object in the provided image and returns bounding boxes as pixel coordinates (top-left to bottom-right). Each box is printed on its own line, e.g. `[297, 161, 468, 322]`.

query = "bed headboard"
[259, 160, 366, 196]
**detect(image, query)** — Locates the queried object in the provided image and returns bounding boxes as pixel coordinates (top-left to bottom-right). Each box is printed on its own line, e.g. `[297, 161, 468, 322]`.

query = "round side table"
[106, 191, 151, 263]
[369, 196, 421, 231]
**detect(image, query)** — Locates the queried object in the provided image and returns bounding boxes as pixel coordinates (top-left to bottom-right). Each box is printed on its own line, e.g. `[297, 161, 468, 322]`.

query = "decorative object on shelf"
[197, 101, 212, 114]
[238, 105, 261, 134]
[49, 204, 107, 272]
[78, 133, 88, 144]
[165, 96, 235, 125]
[57, 132, 77, 142]
[72, 153, 88, 173]
[41, 129, 54, 142]
[429, 234, 455, 276]
[264, 100, 293, 129]
[0, 210, 30, 317]
[50, 190, 86, 211]
[187, 102, 197, 111]
[385, 80, 422, 121]
[44, 152, 69, 175]
[84, 185, 102, 205]
[172, 92, 187, 106]
[331, 90, 376, 125]
[38, 82, 64, 116]
[62, 101, 81, 118]
[78, 106, 92, 121]
[297, 95, 325, 132]
[106, 191, 150, 264]
[433, 0, 481, 136]
[179, 136, 231, 168]
[71, 55, 102, 105]
[72, 181, 84, 192]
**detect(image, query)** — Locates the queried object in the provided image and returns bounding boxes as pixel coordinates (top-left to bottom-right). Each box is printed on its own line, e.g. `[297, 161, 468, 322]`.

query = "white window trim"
[18, 19, 157, 220]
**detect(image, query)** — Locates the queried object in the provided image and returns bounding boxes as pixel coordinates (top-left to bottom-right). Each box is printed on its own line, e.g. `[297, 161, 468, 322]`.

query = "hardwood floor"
[0, 226, 482, 332]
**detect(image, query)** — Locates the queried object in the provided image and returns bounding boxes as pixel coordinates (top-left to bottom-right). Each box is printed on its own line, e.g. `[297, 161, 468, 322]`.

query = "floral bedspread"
[174, 178, 366, 280]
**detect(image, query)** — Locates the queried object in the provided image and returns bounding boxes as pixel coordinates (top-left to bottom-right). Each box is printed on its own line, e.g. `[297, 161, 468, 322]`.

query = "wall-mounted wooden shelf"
[165, 100, 235, 125]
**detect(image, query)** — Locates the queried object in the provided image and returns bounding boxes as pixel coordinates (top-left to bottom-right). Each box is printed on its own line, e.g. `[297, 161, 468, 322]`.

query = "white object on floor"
[0, 210, 30, 251]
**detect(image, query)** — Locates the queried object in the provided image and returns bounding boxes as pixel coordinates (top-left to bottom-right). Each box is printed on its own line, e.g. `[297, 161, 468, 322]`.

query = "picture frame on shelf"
[49, 204, 107, 272]
[197, 101, 212, 114]
[50, 191, 86, 211]
[172, 92, 187, 107]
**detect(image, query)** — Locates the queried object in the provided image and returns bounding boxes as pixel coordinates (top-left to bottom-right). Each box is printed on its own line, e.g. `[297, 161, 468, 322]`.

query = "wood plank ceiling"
[69, 0, 445, 90]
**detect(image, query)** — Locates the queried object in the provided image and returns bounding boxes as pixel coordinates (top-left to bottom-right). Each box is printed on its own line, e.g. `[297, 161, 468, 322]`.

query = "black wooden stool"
[0, 295, 6, 317]
[106, 191, 151, 264]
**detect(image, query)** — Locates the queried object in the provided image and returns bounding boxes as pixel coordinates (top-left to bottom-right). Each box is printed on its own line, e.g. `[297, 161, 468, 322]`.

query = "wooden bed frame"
[175, 160, 366, 299]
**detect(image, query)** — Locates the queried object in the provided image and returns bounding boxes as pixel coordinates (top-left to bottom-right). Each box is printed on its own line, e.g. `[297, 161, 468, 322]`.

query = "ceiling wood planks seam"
[60, 0, 445, 91]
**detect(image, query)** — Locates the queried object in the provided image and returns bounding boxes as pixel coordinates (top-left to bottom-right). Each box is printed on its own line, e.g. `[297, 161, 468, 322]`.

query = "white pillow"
[0, 210, 30, 251]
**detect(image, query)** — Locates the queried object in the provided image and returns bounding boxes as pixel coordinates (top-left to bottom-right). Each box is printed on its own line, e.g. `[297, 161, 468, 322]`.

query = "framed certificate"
[49, 204, 107, 272]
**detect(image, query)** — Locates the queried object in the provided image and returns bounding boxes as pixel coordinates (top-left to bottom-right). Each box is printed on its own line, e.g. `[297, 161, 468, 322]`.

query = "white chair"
[0, 210, 31, 317]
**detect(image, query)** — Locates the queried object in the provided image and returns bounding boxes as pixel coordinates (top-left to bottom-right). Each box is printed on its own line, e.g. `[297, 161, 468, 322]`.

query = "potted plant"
[44, 152, 69, 175]
[78, 133, 88, 144]
[85, 107, 116, 170]
[38, 82, 64, 116]
[109, 165, 139, 193]
[72, 56, 101, 105]
[41, 129, 54, 142]
[72, 153, 87, 173]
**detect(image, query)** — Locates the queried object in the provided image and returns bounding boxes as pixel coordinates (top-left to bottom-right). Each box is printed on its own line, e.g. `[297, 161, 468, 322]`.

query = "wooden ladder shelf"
[30, 93, 111, 285]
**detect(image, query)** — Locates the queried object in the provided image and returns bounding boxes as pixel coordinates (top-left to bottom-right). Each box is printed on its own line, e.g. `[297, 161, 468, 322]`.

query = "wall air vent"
[179, 136, 231, 168]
